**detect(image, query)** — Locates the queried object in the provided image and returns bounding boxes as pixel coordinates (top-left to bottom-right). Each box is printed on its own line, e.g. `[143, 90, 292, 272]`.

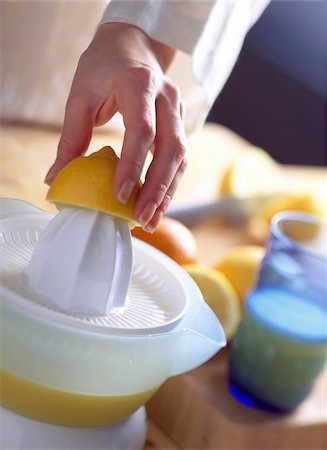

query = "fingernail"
[145, 210, 163, 233]
[44, 154, 68, 184]
[44, 163, 58, 185]
[138, 202, 156, 228]
[144, 223, 156, 233]
[116, 180, 135, 204]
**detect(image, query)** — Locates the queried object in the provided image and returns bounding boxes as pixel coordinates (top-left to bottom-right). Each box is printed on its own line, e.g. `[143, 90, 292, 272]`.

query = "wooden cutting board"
[145, 348, 327, 449]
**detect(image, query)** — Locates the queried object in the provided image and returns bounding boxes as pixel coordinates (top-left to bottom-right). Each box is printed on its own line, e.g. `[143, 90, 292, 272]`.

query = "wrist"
[148, 37, 176, 72]
[96, 22, 175, 73]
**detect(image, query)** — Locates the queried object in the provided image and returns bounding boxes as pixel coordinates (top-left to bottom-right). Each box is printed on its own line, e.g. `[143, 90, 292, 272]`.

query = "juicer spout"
[169, 276, 226, 377]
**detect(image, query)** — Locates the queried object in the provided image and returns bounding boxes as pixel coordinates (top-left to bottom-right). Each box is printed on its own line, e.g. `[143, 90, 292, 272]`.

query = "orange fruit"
[132, 216, 198, 265]
[46, 146, 142, 227]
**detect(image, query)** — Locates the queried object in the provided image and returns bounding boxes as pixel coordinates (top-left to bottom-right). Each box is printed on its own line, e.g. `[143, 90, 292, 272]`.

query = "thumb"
[45, 98, 93, 185]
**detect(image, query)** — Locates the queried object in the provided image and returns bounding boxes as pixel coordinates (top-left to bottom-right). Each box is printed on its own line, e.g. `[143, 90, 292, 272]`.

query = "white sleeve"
[1, 1, 269, 133]
[100, 0, 217, 54]
[101, 0, 270, 132]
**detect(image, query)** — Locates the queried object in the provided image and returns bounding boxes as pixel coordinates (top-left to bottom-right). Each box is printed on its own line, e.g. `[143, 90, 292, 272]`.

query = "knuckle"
[65, 93, 88, 114]
[78, 49, 88, 65]
[179, 156, 188, 173]
[134, 66, 156, 91]
[155, 191, 173, 217]
[65, 94, 79, 111]
[57, 136, 73, 154]
[134, 116, 156, 142]
[122, 158, 144, 180]
[161, 193, 173, 213]
[164, 79, 181, 103]
[173, 139, 187, 163]
[152, 182, 169, 204]
[142, 117, 156, 140]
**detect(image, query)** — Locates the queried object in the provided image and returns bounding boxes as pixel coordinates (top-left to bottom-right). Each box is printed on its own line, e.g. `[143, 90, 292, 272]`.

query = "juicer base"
[0, 406, 147, 450]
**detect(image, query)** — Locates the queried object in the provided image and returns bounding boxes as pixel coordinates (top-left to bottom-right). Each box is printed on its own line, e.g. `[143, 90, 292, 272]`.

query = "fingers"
[133, 82, 187, 230]
[144, 156, 188, 232]
[46, 68, 186, 234]
[45, 95, 93, 185]
[113, 67, 157, 203]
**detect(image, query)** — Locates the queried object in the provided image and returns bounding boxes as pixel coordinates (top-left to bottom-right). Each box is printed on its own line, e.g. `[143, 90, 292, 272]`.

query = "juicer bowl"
[0, 199, 226, 427]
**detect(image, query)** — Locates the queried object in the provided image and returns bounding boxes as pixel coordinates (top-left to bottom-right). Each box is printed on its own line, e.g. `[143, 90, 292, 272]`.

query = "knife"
[166, 196, 273, 227]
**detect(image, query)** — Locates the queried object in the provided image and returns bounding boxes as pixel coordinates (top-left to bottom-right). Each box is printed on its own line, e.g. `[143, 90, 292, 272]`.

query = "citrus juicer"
[25, 206, 134, 318]
[0, 152, 225, 450]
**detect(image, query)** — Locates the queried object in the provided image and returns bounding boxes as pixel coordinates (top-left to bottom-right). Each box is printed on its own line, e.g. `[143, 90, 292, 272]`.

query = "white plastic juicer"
[0, 198, 226, 450]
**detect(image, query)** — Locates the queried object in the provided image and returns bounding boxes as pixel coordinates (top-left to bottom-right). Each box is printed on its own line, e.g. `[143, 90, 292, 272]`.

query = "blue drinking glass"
[229, 212, 327, 411]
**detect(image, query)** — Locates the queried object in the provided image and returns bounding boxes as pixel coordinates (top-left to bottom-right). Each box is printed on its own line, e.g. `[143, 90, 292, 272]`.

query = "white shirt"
[1, 0, 269, 134]
[101, 0, 269, 131]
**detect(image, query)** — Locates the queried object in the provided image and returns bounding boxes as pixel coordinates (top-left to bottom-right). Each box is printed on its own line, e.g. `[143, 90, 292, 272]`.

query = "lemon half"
[47, 147, 142, 227]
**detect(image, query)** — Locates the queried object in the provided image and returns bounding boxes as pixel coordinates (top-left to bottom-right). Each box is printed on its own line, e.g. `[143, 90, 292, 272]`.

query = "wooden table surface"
[1, 123, 326, 450]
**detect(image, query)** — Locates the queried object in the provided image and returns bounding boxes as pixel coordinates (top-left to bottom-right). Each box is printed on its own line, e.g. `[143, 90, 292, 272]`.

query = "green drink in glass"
[229, 212, 327, 411]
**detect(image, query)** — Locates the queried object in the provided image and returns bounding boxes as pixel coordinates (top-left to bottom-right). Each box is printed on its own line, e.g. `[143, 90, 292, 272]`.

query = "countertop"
[1, 122, 326, 450]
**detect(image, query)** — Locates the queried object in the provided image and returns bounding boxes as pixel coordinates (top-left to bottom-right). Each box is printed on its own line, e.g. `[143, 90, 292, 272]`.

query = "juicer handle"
[169, 275, 226, 377]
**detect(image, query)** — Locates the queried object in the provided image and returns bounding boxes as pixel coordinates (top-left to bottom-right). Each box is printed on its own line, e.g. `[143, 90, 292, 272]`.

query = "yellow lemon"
[279, 219, 322, 244]
[219, 146, 280, 198]
[214, 245, 265, 305]
[258, 192, 325, 223]
[183, 264, 241, 341]
[47, 147, 142, 227]
[247, 192, 325, 244]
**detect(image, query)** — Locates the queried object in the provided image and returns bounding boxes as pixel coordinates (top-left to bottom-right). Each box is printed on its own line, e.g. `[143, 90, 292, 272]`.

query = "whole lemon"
[219, 146, 280, 198]
[247, 192, 325, 244]
[214, 245, 265, 305]
[183, 264, 241, 341]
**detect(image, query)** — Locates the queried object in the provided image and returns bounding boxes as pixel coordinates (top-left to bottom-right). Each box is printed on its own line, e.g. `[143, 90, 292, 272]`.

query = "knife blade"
[166, 196, 273, 227]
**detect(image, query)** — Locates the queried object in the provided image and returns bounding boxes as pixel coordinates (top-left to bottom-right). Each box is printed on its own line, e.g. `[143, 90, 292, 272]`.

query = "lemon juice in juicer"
[0, 147, 226, 450]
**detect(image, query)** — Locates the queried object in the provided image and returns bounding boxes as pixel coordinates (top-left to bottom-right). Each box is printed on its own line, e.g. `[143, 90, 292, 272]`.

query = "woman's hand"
[45, 22, 187, 232]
